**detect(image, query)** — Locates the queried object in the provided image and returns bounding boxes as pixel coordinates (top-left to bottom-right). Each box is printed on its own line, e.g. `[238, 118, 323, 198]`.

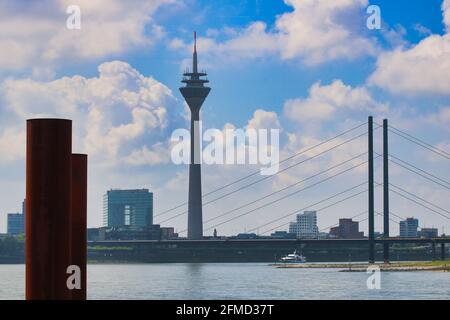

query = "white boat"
[280, 250, 306, 263]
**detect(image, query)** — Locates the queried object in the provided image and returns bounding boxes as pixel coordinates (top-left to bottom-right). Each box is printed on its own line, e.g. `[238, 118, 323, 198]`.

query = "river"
[1, 263, 449, 300]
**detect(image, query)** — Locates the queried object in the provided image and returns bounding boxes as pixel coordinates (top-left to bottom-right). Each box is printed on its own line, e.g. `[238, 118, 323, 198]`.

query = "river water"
[1, 263, 449, 300]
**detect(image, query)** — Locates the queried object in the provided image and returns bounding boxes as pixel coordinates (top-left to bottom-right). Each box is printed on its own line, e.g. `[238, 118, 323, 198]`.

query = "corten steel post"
[368, 116, 375, 263]
[26, 119, 72, 300]
[71, 154, 87, 300]
[383, 119, 390, 263]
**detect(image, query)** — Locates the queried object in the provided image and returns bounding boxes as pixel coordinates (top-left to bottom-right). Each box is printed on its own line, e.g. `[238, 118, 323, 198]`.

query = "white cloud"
[0, 0, 174, 71]
[413, 23, 432, 37]
[173, 0, 377, 66]
[284, 80, 387, 122]
[246, 109, 281, 130]
[368, 1, 450, 95]
[274, 0, 376, 64]
[425, 107, 450, 131]
[444, 0, 450, 32]
[0, 60, 178, 165]
[0, 126, 25, 164]
[124, 142, 173, 166]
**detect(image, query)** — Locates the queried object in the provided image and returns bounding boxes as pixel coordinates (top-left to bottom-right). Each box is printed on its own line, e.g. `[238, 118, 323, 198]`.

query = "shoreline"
[271, 261, 450, 272]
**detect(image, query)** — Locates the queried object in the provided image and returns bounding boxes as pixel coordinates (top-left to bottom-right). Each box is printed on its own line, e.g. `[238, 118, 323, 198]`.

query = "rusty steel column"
[71, 154, 87, 300]
[26, 119, 72, 300]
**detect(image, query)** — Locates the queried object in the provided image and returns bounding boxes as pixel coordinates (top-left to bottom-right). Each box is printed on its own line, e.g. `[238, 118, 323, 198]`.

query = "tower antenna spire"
[193, 31, 198, 73]
[194, 31, 197, 53]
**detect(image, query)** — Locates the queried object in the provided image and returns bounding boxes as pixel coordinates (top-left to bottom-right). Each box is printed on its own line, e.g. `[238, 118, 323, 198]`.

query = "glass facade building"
[399, 217, 419, 238]
[7, 213, 24, 235]
[7, 199, 25, 235]
[103, 189, 153, 228]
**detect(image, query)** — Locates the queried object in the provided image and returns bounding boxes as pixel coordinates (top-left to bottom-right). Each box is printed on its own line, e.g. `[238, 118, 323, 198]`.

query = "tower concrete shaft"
[179, 32, 211, 240]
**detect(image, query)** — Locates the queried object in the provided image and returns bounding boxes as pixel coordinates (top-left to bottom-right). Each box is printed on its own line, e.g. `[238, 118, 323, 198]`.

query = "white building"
[289, 211, 319, 239]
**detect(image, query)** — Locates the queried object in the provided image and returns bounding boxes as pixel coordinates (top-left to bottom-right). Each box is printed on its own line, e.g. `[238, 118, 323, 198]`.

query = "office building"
[289, 211, 319, 239]
[330, 218, 364, 239]
[399, 217, 419, 238]
[103, 189, 153, 228]
[7, 199, 26, 235]
[7, 213, 24, 235]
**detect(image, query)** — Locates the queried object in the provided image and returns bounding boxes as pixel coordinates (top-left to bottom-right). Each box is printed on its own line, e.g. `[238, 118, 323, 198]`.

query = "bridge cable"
[388, 126, 450, 161]
[374, 151, 450, 191]
[157, 132, 370, 223]
[173, 157, 373, 231]
[387, 124, 450, 158]
[203, 153, 367, 225]
[387, 153, 450, 187]
[390, 189, 450, 221]
[255, 185, 374, 236]
[154, 122, 368, 217]
[389, 183, 450, 217]
[319, 210, 367, 232]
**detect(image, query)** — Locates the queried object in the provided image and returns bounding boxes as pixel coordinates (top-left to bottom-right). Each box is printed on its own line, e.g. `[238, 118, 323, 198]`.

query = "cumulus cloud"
[173, 0, 377, 66]
[0, 126, 25, 164]
[368, 0, 450, 95]
[284, 80, 388, 122]
[124, 140, 177, 166]
[0, 60, 179, 165]
[246, 109, 281, 130]
[0, 0, 174, 71]
[425, 107, 450, 131]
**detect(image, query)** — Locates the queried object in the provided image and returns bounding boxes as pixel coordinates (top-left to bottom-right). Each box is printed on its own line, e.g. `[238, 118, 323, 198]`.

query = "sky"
[0, 0, 449, 237]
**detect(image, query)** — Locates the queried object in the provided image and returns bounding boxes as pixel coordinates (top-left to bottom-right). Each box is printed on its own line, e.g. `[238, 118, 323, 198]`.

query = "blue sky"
[0, 0, 449, 236]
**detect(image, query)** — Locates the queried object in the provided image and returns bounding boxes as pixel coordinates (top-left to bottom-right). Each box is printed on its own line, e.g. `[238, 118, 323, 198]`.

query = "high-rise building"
[7, 199, 26, 235]
[289, 211, 319, 239]
[399, 217, 419, 238]
[7, 213, 24, 235]
[179, 32, 211, 240]
[103, 189, 153, 228]
[329, 218, 364, 239]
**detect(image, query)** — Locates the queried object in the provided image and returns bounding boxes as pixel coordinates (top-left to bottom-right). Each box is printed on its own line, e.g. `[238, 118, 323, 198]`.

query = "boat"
[280, 250, 306, 263]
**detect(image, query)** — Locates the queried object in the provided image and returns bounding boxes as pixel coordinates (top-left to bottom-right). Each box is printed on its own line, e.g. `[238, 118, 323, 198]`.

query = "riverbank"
[272, 260, 450, 272]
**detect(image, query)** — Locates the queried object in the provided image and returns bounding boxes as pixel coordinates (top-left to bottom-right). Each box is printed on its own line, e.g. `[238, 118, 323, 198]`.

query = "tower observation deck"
[179, 32, 211, 240]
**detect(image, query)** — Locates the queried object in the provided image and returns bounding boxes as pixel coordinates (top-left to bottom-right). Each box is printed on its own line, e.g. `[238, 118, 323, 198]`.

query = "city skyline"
[0, 0, 449, 238]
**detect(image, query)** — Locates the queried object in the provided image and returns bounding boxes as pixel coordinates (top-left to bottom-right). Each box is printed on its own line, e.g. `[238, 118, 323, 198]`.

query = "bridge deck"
[89, 237, 450, 245]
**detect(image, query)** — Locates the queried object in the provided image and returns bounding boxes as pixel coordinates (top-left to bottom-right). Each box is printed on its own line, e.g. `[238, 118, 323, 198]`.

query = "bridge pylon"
[368, 116, 375, 263]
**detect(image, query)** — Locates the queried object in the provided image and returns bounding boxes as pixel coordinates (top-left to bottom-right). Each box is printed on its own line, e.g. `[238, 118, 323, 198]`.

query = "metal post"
[383, 119, 390, 263]
[441, 243, 446, 261]
[26, 119, 72, 300]
[71, 154, 88, 300]
[368, 116, 375, 263]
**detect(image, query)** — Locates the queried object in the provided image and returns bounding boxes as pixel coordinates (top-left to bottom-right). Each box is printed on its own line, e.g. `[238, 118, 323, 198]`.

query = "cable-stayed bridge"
[114, 116, 450, 263]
